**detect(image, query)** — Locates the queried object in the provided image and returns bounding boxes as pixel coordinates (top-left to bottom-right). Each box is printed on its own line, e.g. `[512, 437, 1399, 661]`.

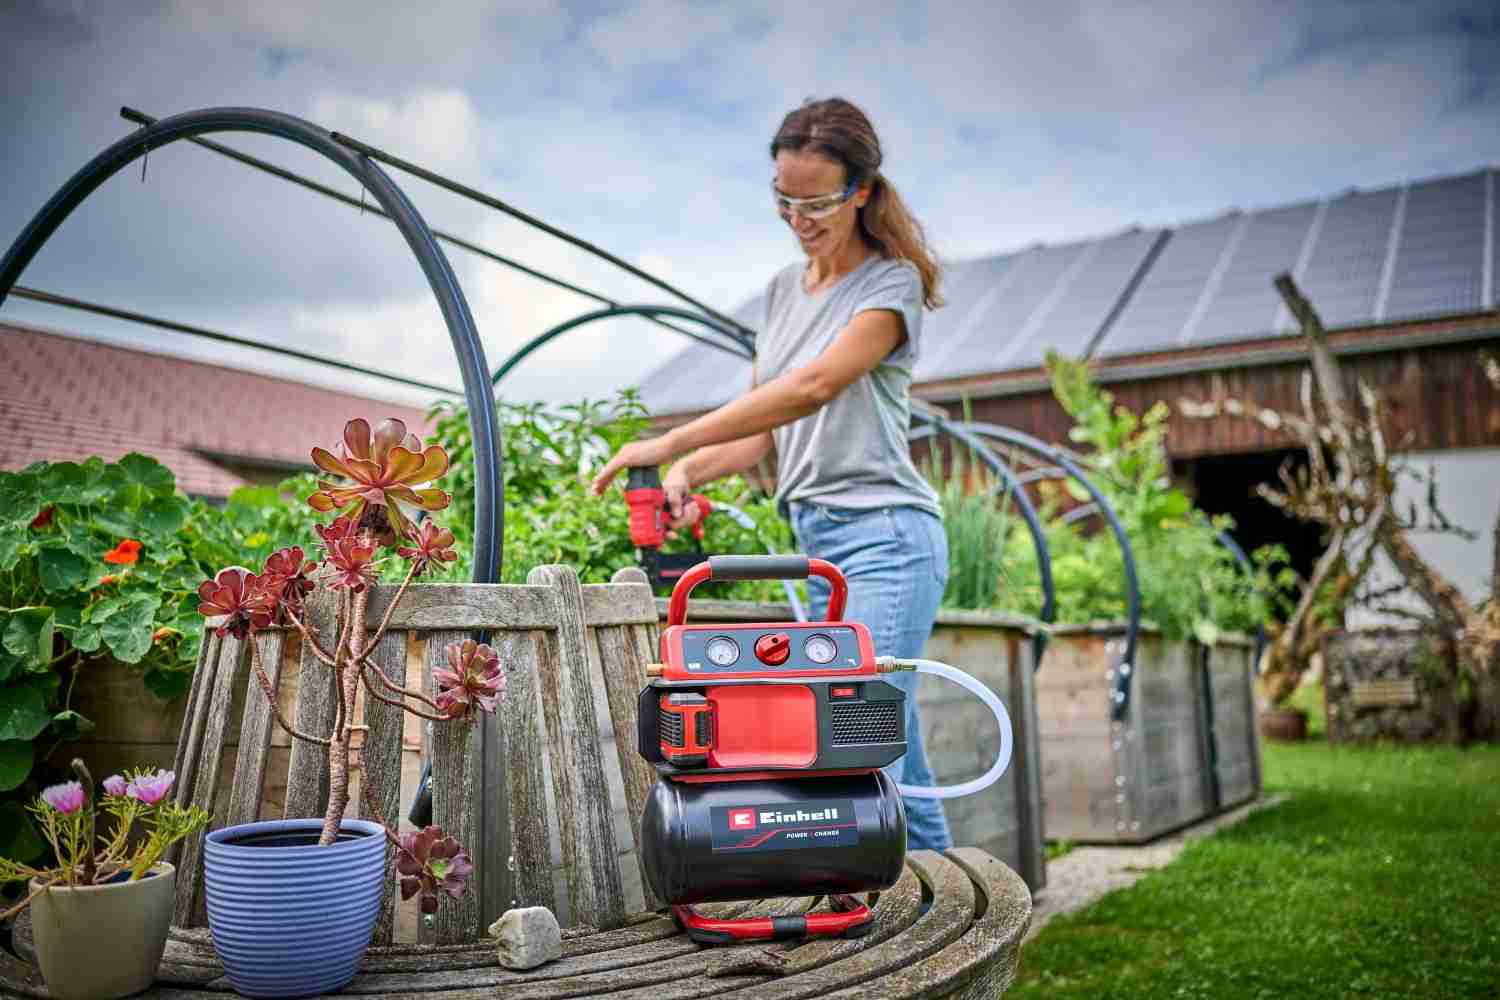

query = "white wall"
[1348, 448, 1500, 627]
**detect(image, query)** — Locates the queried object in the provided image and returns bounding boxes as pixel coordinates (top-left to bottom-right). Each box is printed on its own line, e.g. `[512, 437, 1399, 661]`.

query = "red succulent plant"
[396, 826, 473, 914]
[307, 418, 451, 545]
[260, 546, 317, 619]
[323, 534, 380, 593]
[196, 567, 275, 639]
[432, 639, 505, 720]
[397, 520, 459, 577]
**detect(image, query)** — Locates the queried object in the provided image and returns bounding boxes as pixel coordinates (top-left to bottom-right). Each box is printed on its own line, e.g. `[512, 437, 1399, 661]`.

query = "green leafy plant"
[926, 442, 1015, 611]
[426, 391, 793, 599]
[928, 355, 1291, 643]
[0, 454, 336, 869]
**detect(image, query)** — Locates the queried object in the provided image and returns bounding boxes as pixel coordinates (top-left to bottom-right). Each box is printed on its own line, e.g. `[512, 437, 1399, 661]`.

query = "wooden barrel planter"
[1036, 623, 1262, 844]
[651, 599, 1047, 894]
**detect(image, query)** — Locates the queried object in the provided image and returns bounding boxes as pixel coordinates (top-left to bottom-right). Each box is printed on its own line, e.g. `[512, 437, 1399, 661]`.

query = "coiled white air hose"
[878, 657, 1014, 799]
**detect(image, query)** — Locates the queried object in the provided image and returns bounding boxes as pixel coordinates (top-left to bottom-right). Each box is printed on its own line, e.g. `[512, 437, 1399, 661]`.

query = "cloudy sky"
[2, 1, 1496, 411]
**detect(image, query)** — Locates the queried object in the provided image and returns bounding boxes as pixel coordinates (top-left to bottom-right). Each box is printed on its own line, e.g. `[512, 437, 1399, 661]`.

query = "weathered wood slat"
[502, 629, 556, 912]
[174, 633, 247, 928]
[528, 564, 627, 930]
[171, 628, 219, 805]
[826, 848, 1030, 1000]
[596, 566, 662, 910]
[224, 630, 288, 829]
[707, 852, 976, 1000]
[364, 584, 559, 631]
[335, 937, 702, 996]
[167, 629, 221, 871]
[283, 590, 339, 819]
[426, 629, 481, 944]
[361, 630, 408, 946]
[476, 630, 514, 929]
[581, 578, 659, 627]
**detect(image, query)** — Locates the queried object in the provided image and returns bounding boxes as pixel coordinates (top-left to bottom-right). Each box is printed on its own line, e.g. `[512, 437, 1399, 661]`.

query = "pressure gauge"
[704, 636, 740, 667]
[804, 634, 838, 664]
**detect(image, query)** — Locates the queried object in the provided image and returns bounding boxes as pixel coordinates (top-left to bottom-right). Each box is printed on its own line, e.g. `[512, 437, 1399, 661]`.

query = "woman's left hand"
[591, 436, 679, 495]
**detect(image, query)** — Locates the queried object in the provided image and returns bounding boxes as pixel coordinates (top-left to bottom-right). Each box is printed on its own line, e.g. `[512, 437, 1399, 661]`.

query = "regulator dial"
[804, 634, 838, 664]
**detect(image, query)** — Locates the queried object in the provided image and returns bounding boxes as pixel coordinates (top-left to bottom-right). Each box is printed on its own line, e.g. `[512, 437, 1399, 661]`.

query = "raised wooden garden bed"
[1036, 623, 1261, 844]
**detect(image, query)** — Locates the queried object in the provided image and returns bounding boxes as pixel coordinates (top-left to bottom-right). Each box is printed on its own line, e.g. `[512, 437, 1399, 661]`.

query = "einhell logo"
[758, 807, 839, 825]
[728, 808, 757, 831]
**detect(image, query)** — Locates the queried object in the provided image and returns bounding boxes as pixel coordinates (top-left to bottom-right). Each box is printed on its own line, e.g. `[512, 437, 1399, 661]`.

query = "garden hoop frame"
[0, 106, 504, 586]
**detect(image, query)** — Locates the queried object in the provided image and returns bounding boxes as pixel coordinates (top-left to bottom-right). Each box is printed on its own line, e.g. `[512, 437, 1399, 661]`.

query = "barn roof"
[0, 322, 435, 499]
[639, 167, 1497, 415]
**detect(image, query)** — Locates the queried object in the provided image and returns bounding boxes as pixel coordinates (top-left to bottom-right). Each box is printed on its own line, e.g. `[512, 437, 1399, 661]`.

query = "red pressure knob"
[754, 633, 791, 666]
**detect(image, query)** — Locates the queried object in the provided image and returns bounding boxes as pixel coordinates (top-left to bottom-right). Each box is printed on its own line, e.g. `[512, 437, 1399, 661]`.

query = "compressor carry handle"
[667, 555, 847, 626]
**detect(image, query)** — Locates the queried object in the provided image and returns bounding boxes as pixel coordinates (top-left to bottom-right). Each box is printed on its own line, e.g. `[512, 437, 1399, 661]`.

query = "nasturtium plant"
[0, 453, 325, 867]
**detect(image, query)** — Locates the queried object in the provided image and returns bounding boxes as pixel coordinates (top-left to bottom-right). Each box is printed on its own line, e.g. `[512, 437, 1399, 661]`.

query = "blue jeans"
[788, 502, 953, 852]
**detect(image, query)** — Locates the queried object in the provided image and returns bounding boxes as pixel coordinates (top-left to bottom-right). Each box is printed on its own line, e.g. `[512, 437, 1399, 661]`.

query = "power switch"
[754, 632, 792, 665]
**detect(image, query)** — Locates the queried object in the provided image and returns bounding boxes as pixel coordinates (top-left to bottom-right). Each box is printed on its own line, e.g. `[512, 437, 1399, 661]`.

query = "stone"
[489, 906, 562, 970]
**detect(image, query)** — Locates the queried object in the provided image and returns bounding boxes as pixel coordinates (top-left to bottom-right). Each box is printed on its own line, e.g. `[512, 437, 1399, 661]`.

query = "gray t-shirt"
[756, 255, 941, 517]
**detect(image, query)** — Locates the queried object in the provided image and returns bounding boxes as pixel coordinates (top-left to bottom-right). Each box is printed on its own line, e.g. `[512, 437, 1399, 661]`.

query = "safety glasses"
[772, 180, 858, 220]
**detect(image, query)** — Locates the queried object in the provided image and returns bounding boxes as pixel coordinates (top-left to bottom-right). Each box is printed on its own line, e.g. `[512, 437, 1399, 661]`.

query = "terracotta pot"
[28, 862, 175, 1000]
[1259, 707, 1308, 742]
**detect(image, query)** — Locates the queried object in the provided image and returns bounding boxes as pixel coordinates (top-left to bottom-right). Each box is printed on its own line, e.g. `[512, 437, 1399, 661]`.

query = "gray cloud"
[1, 1, 1495, 412]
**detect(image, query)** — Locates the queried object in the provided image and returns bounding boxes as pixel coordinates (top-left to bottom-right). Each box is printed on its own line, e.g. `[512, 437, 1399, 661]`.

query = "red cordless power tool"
[636, 555, 908, 944]
[624, 466, 715, 587]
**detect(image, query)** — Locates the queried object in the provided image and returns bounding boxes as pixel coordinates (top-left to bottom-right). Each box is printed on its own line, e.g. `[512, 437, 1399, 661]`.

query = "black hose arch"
[905, 420, 1057, 668]
[0, 106, 502, 584]
[1214, 530, 1268, 673]
[493, 303, 752, 385]
[955, 422, 1143, 721]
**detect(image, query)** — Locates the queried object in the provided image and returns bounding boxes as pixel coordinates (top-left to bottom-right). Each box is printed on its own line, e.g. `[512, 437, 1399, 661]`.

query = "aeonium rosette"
[197, 567, 276, 639]
[308, 417, 450, 546]
[396, 826, 473, 914]
[433, 639, 506, 720]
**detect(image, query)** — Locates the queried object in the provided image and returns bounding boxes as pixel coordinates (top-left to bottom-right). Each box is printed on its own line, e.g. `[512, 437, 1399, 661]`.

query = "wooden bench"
[3, 566, 1032, 997]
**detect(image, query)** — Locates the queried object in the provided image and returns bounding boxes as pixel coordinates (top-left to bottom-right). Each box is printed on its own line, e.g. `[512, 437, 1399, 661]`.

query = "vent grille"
[830, 702, 901, 745]
[659, 706, 684, 747]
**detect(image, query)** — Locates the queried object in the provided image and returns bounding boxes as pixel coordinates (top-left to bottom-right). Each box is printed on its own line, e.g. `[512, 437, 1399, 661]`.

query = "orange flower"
[99, 575, 118, 586]
[30, 506, 54, 530]
[103, 539, 142, 565]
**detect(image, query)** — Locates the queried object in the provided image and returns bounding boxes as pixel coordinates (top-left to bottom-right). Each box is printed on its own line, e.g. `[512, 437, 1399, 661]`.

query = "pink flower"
[42, 781, 85, 814]
[126, 770, 175, 806]
[102, 774, 128, 797]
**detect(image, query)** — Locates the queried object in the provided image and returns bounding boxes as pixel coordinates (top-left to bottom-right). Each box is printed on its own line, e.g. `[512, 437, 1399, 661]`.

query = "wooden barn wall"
[955, 343, 1500, 460]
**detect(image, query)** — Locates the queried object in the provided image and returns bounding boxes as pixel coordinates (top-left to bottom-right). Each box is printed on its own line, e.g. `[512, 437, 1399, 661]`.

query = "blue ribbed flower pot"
[203, 818, 387, 999]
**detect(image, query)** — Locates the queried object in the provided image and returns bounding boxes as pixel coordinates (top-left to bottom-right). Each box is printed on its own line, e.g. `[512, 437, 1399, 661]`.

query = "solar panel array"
[637, 168, 1496, 415]
[1382, 172, 1488, 322]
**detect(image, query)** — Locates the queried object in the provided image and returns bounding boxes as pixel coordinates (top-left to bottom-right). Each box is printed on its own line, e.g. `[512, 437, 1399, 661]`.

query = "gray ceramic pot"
[28, 862, 175, 1000]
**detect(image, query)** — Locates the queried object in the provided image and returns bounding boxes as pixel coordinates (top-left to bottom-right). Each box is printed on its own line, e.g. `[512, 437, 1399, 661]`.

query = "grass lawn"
[1009, 739, 1500, 998]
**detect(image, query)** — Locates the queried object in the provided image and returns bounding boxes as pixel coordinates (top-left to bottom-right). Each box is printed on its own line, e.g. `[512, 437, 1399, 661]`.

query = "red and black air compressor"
[636, 554, 909, 944]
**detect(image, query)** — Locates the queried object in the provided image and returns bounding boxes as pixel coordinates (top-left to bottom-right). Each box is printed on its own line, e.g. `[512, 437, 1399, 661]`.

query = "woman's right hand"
[662, 463, 704, 535]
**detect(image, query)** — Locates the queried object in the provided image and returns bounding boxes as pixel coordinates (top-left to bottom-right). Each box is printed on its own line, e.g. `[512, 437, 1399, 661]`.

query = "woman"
[591, 97, 951, 851]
